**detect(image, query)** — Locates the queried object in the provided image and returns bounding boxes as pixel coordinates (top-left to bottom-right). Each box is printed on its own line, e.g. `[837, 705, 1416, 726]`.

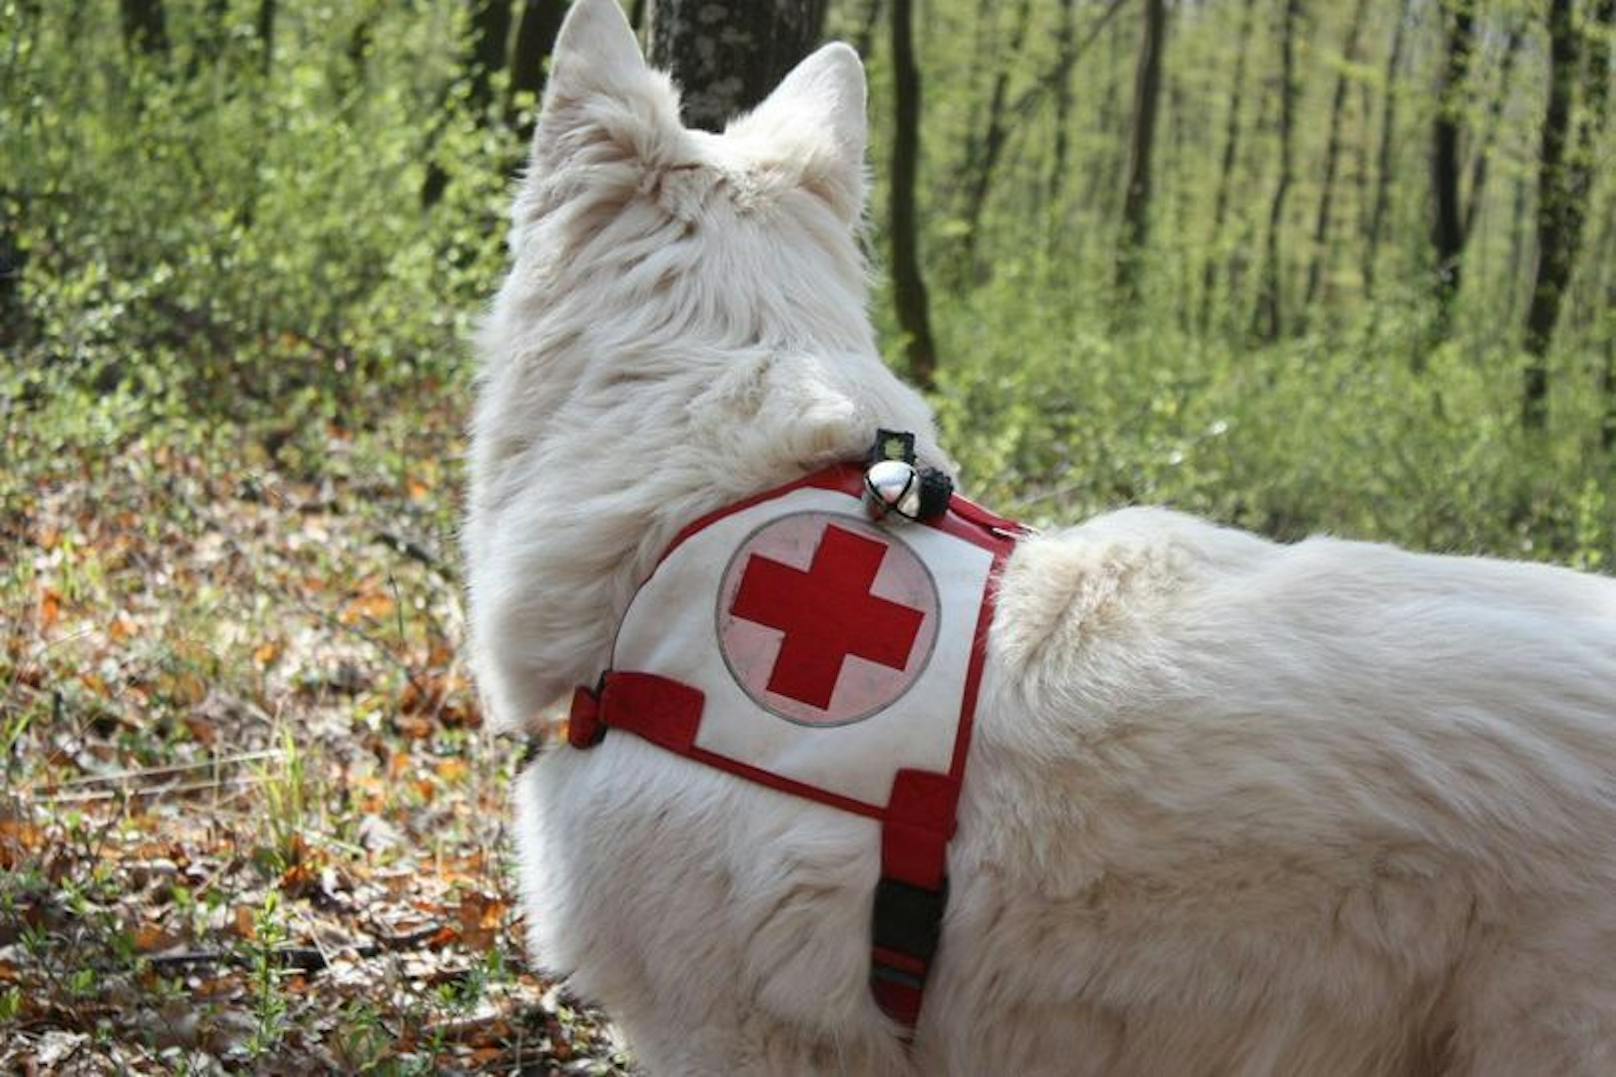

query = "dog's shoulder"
[991, 507, 1271, 673]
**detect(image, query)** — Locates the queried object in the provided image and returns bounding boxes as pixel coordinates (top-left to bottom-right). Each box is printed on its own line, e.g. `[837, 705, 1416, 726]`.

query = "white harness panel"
[612, 486, 995, 808]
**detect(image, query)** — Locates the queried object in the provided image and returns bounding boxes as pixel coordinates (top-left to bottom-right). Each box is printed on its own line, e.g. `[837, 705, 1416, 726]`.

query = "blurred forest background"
[1, 0, 1613, 1071]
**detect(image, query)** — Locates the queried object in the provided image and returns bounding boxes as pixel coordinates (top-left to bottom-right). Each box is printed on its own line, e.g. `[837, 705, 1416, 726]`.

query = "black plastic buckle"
[872, 876, 949, 964]
[870, 429, 917, 466]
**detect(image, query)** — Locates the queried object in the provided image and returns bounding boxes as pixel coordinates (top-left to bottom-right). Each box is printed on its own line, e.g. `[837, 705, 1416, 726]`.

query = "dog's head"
[465, 0, 941, 733]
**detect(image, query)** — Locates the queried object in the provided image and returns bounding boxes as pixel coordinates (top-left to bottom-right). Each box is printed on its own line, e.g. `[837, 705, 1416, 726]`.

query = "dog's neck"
[465, 307, 943, 733]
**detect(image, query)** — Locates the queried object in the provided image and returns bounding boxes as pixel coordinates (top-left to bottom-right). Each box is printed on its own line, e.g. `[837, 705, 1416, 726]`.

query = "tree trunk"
[1522, 0, 1611, 428]
[959, 0, 1034, 268]
[1605, 277, 1616, 452]
[1430, 0, 1477, 330]
[1082, 9, 1130, 217]
[467, 0, 514, 118]
[889, 0, 938, 389]
[119, 0, 168, 56]
[1255, 0, 1302, 341]
[1600, 214, 1616, 450]
[509, 0, 567, 136]
[1117, 0, 1167, 301]
[256, 0, 277, 75]
[193, 0, 230, 71]
[1199, 0, 1257, 332]
[1461, 27, 1523, 245]
[423, 0, 514, 207]
[1364, 0, 1412, 297]
[1506, 173, 1528, 319]
[1303, 0, 1370, 314]
[854, 0, 884, 60]
[1047, 0, 1078, 206]
[649, 0, 829, 131]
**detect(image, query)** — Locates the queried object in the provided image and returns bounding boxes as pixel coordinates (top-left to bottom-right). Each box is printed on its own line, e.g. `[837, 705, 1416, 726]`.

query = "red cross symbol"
[729, 525, 926, 710]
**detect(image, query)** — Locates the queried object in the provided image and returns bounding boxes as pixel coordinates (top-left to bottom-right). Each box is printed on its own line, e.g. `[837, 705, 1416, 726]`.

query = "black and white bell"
[865, 459, 923, 521]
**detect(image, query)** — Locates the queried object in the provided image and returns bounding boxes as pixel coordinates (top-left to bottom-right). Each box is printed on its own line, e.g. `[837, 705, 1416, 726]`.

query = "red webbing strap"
[570, 676, 958, 1032]
[566, 673, 703, 751]
[869, 768, 958, 1029]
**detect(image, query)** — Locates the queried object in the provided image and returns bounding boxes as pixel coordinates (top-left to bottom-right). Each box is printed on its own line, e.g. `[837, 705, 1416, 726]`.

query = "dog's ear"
[528, 0, 680, 170]
[726, 43, 869, 223]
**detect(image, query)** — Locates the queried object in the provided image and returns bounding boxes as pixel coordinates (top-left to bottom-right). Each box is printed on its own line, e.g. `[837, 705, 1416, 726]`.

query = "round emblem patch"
[715, 511, 940, 727]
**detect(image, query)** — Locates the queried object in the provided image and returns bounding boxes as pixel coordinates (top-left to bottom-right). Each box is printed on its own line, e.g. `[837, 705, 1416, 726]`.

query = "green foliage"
[2, 0, 514, 414]
[2, 0, 1611, 575]
[848, 0, 1616, 565]
[932, 257, 1613, 564]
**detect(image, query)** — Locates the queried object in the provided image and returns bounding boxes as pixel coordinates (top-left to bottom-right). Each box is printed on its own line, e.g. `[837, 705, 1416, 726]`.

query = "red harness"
[566, 462, 1024, 1030]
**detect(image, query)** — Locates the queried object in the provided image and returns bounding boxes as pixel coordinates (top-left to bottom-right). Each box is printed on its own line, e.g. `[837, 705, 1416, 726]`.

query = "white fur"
[466, 2, 1616, 1072]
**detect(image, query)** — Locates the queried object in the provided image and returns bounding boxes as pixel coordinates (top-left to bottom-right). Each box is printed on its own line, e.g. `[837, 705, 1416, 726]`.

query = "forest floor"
[0, 387, 631, 1074]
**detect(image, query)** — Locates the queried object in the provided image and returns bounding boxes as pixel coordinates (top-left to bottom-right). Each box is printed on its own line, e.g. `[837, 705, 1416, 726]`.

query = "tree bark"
[1602, 223, 1616, 451]
[1303, 0, 1370, 314]
[1605, 320, 1616, 451]
[467, 0, 514, 118]
[1199, 0, 1257, 331]
[1117, 0, 1167, 300]
[1523, 0, 1611, 428]
[1461, 27, 1523, 246]
[423, 0, 514, 207]
[1047, 0, 1078, 206]
[119, 0, 168, 56]
[256, 0, 277, 75]
[1082, 7, 1130, 217]
[1255, 0, 1302, 341]
[1506, 173, 1528, 318]
[509, 0, 567, 136]
[959, 0, 1034, 268]
[889, 0, 938, 389]
[1430, 0, 1477, 329]
[649, 0, 829, 131]
[854, 0, 884, 60]
[1364, 0, 1412, 297]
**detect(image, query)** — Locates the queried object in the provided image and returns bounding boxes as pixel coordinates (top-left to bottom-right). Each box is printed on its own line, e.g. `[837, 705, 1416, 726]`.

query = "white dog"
[464, 1, 1616, 1072]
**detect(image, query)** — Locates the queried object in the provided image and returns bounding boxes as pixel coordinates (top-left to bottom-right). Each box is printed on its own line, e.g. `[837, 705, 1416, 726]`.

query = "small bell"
[865, 459, 923, 521]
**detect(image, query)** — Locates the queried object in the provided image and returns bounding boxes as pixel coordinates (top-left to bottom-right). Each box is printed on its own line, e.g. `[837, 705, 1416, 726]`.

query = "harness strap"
[567, 674, 954, 1033]
[870, 768, 956, 1028]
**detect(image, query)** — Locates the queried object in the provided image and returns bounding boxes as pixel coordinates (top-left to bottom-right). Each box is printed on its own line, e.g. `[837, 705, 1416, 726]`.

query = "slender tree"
[1304, 0, 1371, 314]
[959, 0, 1034, 268]
[1430, 0, 1478, 330]
[1603, 223, 1616, 450]
[1081, 7, 1130, 217]
[193, 0, 230, 71]
[1117, 0, 1167, 300]
[257, 0, 277, 74]
[119, 0, 168, 56]
[509, 0, 568, 136]
[1047, 0, 1078, 205]
[467, 0, 514, 118]
[1523, 0, 1612, 428]
[1255, 0, 1302, 341]
[1199, 0, 1257, 331]
[854, 0, 884, 60]
[1506, 174, 1530, 316]
[649, 0, 829, 131]
[1008, 0, 1127, 126]
[1365, 0, 1413, 296]
[423, 1, 515, 207]
[889, 0, 938, 388]
[1462, 27, 1524, 245]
